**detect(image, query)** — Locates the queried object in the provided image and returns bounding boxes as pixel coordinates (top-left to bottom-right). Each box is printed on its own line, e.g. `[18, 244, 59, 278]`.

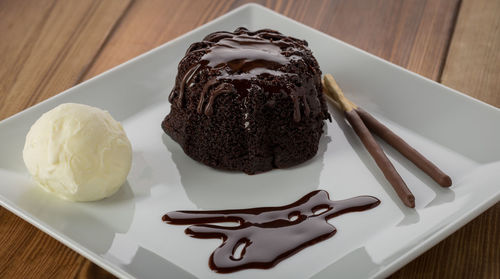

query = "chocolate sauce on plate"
[162, 190, 380, 273]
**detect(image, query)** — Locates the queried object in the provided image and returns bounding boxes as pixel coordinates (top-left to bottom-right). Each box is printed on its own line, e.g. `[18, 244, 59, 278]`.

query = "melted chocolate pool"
[162, 190, 380, 273]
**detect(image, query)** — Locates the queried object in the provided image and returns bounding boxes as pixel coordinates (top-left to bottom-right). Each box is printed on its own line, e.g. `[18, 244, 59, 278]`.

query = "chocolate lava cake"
[162, 27, 330, 174]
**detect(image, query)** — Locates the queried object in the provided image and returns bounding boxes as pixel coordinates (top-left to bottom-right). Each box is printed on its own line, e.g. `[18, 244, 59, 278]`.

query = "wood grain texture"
[0, 0, 498, 278]
[0, 0, 132, 120]
[440, 0, 500, 108]
[0, 207, 93, 278]
[82, 0, 459, 82]
[391, 204, 500, 278]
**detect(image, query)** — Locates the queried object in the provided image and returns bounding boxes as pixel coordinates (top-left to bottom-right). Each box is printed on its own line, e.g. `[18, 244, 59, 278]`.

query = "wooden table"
[1, 0, 498, 278]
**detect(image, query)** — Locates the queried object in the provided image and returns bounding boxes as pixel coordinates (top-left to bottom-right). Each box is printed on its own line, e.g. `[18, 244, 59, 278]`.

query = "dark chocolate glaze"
[162, 190, 380, 273]
[168, 27, 318, 122]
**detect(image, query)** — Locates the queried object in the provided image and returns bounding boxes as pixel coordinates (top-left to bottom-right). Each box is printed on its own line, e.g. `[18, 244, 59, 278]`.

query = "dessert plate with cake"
[0, 4, 499, 279]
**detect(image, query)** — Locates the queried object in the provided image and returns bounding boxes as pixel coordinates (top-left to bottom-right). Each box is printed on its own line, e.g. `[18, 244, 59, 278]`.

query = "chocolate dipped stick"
[322, 74, 452, 188]
[323, 74, 415, 208]
[355, 108, 452, 187]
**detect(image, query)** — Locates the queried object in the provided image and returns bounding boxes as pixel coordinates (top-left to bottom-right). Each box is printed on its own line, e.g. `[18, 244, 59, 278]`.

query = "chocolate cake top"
[169, 27, 324, 122]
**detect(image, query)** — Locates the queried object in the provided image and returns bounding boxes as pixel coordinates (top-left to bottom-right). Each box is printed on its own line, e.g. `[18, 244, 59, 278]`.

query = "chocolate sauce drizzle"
[162, 190, 380, 273]
[168, 27, 319, 122]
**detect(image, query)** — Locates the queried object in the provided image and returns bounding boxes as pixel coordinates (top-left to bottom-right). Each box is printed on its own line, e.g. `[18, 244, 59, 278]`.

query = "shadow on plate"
[124, 246, 197, 279]
[17, 182, 136, 254]
[162, 127, 331, 209]
[311, 247, 380, 279]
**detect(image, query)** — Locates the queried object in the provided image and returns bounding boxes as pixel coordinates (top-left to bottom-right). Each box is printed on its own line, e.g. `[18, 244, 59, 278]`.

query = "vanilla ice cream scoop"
[23, 103, 132, 201]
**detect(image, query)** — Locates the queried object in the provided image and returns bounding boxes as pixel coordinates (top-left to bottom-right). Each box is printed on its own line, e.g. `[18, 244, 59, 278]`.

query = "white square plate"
[1, 4, 499, 279]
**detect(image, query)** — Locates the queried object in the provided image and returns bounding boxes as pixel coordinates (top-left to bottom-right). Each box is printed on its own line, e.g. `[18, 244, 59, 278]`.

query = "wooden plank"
[0, 208, 88, 278]
[0, 0, 132, 120]
[391, 204, 500, 278]
[0, 0, 131, 278]
[82, 0, 459, 81]
[440, 0, 500, 107]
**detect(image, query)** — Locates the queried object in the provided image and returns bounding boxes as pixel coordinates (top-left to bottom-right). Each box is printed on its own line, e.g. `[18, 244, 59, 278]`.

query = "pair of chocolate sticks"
[322, 74, 452, 208]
